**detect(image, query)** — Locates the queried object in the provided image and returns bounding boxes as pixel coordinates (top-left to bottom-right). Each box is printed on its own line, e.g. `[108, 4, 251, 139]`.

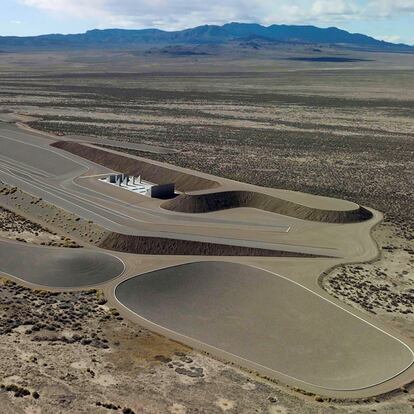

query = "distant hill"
[0, 22, 412, 52]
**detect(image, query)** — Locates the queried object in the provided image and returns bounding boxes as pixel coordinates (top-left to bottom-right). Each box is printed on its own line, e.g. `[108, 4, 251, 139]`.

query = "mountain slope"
[0, 23, 411, 51]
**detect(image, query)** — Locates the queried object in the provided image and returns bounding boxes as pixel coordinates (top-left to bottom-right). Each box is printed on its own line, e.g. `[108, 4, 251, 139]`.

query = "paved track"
[115, 262, 413, 391]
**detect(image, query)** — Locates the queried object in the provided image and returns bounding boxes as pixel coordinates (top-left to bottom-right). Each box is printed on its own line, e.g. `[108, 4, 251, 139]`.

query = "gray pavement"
[0, 240, 124, 288]
[115, 261, 414, 391]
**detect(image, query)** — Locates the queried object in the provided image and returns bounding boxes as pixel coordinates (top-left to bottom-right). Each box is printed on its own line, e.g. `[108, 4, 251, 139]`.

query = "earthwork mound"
[162, 191, 373, 223]
[98, 233, 320, 257]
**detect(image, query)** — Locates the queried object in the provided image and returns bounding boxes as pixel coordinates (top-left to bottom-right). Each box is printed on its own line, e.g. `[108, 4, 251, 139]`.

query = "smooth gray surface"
[116, 262, 413, 391]
[0, 240, 124, 287]
[0, 130, 82, 177]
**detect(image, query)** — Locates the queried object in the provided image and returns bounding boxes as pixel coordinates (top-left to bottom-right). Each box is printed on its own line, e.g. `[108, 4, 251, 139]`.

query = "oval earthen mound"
[51, 141, 219, 192]
[115, 262, 413, 392]
[0, 240, 124, 288]
[161, 191, 373, 223]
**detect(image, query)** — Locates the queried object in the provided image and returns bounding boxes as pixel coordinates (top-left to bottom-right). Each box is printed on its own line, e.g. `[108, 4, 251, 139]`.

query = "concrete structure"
[101, 174, 175, 199]
[150, 183, 175, 199]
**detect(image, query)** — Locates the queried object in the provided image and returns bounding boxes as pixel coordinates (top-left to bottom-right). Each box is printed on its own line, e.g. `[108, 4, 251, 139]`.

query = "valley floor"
[0, 48, 413, 412]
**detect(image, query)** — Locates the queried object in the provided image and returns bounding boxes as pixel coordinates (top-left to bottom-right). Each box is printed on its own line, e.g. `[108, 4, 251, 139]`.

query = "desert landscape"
[0, 29, 413, 413]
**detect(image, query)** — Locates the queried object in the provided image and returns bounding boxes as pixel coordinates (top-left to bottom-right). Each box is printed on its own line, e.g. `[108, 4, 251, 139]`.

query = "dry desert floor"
[0, 47, 413, 413]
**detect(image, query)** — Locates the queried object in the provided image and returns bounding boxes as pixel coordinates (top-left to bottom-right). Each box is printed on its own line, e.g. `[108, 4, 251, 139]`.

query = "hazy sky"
[1, 0, 414, 44]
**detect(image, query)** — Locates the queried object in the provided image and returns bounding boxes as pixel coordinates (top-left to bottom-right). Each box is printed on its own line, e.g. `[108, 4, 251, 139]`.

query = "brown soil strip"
[99, 232, 319, 257]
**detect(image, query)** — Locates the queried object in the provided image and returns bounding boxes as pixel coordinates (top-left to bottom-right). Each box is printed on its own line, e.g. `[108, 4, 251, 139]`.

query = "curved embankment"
[0, 240, 124, 288]
[52, 140, 372, 223]
[51, 141, 219, 192]
[99, 233, 319, 257]
[162, 191, 373, 223]
[115, 262, 414, 392]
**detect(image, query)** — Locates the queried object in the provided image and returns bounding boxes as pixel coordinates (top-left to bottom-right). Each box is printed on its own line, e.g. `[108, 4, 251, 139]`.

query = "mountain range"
[0, 22, 412, 51]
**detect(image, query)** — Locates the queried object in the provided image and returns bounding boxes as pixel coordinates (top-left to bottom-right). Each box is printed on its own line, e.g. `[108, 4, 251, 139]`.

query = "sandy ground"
[322, 221, 414, 342]
[0, 49, 413, 411]
[0, 183, 107, 247]
[0, 193, 80, 248]
[1, 278, 414, 414]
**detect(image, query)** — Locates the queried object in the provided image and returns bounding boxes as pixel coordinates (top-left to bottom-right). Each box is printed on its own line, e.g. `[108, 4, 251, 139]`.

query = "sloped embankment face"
[161, 191, 373, 223]
[98, 233, 318, 257]
[51, 141, 220, 192]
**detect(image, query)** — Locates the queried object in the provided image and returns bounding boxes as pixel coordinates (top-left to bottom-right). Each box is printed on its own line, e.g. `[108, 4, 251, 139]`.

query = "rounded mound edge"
[161, 191, 373, 223]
